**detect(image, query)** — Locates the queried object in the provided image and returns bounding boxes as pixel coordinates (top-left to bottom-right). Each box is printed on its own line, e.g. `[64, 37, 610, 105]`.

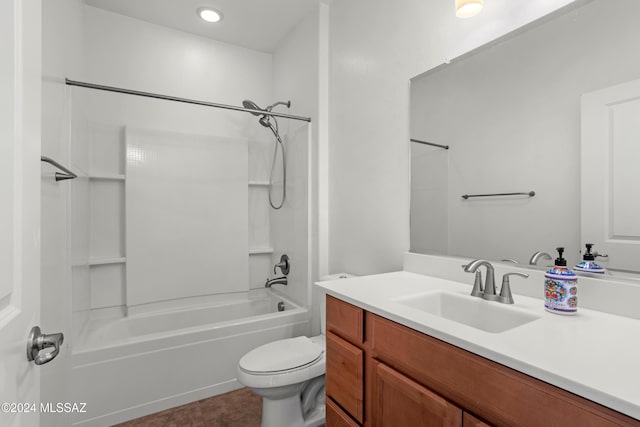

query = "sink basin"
[393, 291, 541, 333]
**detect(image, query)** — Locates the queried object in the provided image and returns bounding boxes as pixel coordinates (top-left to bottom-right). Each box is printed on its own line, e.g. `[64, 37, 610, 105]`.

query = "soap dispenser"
[544, 247, 578, 315]
[574, 243, 605, 274]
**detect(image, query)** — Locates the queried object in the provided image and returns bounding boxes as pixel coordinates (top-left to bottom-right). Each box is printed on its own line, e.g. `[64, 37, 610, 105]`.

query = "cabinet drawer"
[326, 294, 364, 344]
[327, 397, 361, 427]
[326, 332, 364, 423]
[368, 312, 639, 427]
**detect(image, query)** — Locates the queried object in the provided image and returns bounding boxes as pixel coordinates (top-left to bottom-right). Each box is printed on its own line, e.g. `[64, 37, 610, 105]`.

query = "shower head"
[242, 99, 292, 116]
[260, 101, 291, 128]
[242, 99, 264, 116]
[243, 99, 291, 129]
[259, 115, 271, 128]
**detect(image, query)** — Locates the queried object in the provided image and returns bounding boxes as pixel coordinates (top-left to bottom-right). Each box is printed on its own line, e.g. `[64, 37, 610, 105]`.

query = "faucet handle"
[274, 254, 290, 275]
[499, 272, 529, 304]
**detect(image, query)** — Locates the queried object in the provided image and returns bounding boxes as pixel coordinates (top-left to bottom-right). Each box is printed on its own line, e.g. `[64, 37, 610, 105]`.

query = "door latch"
[27, 326, 64, 365]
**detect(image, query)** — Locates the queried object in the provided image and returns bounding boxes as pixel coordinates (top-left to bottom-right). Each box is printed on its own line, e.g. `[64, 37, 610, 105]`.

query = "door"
[582, 78, 640, 272]
[0, 1, 42, 426]
[371, 361, 462, 427]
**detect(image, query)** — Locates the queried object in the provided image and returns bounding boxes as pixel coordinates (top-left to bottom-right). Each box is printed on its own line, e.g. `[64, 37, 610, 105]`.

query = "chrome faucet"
[265, 276, 288, 287]
[462, 259, 529, 304]
[463, 259, 498, 301]
[529, 251, 552, 265]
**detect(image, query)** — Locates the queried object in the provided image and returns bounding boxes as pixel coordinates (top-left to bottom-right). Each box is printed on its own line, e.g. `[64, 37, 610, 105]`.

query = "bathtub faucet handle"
[274, 254, 290, 275]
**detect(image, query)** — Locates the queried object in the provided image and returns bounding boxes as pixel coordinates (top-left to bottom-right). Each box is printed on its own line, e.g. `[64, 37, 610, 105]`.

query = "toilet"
[237, 334, 326, 427]
[237, 273, 354, 427]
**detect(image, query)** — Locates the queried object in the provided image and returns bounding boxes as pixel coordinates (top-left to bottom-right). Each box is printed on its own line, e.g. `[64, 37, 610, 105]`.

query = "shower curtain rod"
[65, 79, 312, 123]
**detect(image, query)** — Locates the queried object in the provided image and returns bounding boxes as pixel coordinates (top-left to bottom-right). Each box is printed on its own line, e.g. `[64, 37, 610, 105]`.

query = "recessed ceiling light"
[455, 0, 483, 18]
[198, 7, 223, 23]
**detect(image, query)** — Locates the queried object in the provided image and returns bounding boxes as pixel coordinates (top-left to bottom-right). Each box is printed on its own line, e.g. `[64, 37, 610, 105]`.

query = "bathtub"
[71, 289, 310, 426]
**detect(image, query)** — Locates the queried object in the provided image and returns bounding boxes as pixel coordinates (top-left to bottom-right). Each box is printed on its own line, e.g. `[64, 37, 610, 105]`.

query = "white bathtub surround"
[269, 8, 321, 313]
[316, 252, 640, 420]
[71, 288, 309, 426]
[125, 128, 249, 307]
[76, 5, 274, 317]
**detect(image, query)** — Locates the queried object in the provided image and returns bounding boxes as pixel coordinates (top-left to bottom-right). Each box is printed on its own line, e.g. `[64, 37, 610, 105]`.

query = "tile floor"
[114, 387, 262, 427]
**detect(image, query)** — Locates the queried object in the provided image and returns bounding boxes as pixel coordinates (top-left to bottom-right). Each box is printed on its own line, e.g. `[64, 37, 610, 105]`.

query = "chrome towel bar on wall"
[40, 156, 77, 181]
[410, 138, 450, 150]
[461, 191, 535, 200]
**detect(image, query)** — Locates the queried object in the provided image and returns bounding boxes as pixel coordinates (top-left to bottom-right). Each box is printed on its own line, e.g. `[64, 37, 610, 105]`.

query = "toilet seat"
[237, 335, 326, 389]
[239, 336, 323, 374]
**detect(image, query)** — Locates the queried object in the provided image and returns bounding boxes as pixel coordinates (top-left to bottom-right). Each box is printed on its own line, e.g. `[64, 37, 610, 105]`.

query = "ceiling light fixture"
[198, 7, 223, 23]
[455, 0, 483, 18]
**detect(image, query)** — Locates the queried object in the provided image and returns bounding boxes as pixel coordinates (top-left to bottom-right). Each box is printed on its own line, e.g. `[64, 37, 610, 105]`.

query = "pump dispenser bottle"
[575, 243, 605, 274]
[544, 247, 578, 315]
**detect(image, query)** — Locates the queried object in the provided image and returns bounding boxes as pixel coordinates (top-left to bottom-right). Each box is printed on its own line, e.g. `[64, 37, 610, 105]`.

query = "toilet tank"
[318, 273, 356, 335]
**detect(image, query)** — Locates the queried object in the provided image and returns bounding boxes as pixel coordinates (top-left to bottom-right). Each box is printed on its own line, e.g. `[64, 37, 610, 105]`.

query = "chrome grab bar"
[462, 191, 535, 200]
[40, 156, 77, 181]
[410, 138, 450, 150]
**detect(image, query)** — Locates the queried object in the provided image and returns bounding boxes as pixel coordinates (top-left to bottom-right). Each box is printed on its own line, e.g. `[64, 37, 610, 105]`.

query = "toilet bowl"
[237, 334, 326, 427]
[237, 273, 355, 427]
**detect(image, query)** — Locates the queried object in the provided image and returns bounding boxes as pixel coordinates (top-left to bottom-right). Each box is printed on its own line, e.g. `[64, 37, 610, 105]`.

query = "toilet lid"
[239, 336, 323, 373]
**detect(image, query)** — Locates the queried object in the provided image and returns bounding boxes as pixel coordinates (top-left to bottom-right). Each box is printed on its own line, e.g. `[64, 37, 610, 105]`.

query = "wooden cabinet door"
[463, 412, 492, 427]
[327, 397, 361, 427]
[326, 332, 364, 423]
[372, 360, 462, 427]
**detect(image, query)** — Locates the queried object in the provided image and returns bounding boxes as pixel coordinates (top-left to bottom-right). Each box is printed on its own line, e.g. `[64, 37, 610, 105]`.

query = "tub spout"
[265, 276, 287, 287]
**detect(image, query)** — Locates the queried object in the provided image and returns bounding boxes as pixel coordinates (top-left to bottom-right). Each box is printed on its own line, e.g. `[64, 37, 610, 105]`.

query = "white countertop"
[316, 271, 640, 420]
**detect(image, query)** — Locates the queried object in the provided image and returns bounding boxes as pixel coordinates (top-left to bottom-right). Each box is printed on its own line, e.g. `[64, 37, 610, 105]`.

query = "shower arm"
[266, 101, 291, 111]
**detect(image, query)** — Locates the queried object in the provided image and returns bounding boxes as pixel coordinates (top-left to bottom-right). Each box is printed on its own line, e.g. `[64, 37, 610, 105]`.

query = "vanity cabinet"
[325, 294, 640, 427]
[326, 295, 365, 425]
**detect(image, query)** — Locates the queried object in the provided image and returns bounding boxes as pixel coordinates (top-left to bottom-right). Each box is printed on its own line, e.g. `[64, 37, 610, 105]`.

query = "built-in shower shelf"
[89, 257, 126, 266]
[249, 248, 274, 255]
[248, 181, 270, 187]
[90, 173, 126, 181]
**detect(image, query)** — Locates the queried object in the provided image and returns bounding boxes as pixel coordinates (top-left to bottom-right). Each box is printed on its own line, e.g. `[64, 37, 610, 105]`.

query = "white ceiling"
[84, 0, 321, 53]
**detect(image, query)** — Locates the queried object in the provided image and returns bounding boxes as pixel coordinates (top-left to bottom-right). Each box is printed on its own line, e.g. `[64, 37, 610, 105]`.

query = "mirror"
[410, 0, 640, 276]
